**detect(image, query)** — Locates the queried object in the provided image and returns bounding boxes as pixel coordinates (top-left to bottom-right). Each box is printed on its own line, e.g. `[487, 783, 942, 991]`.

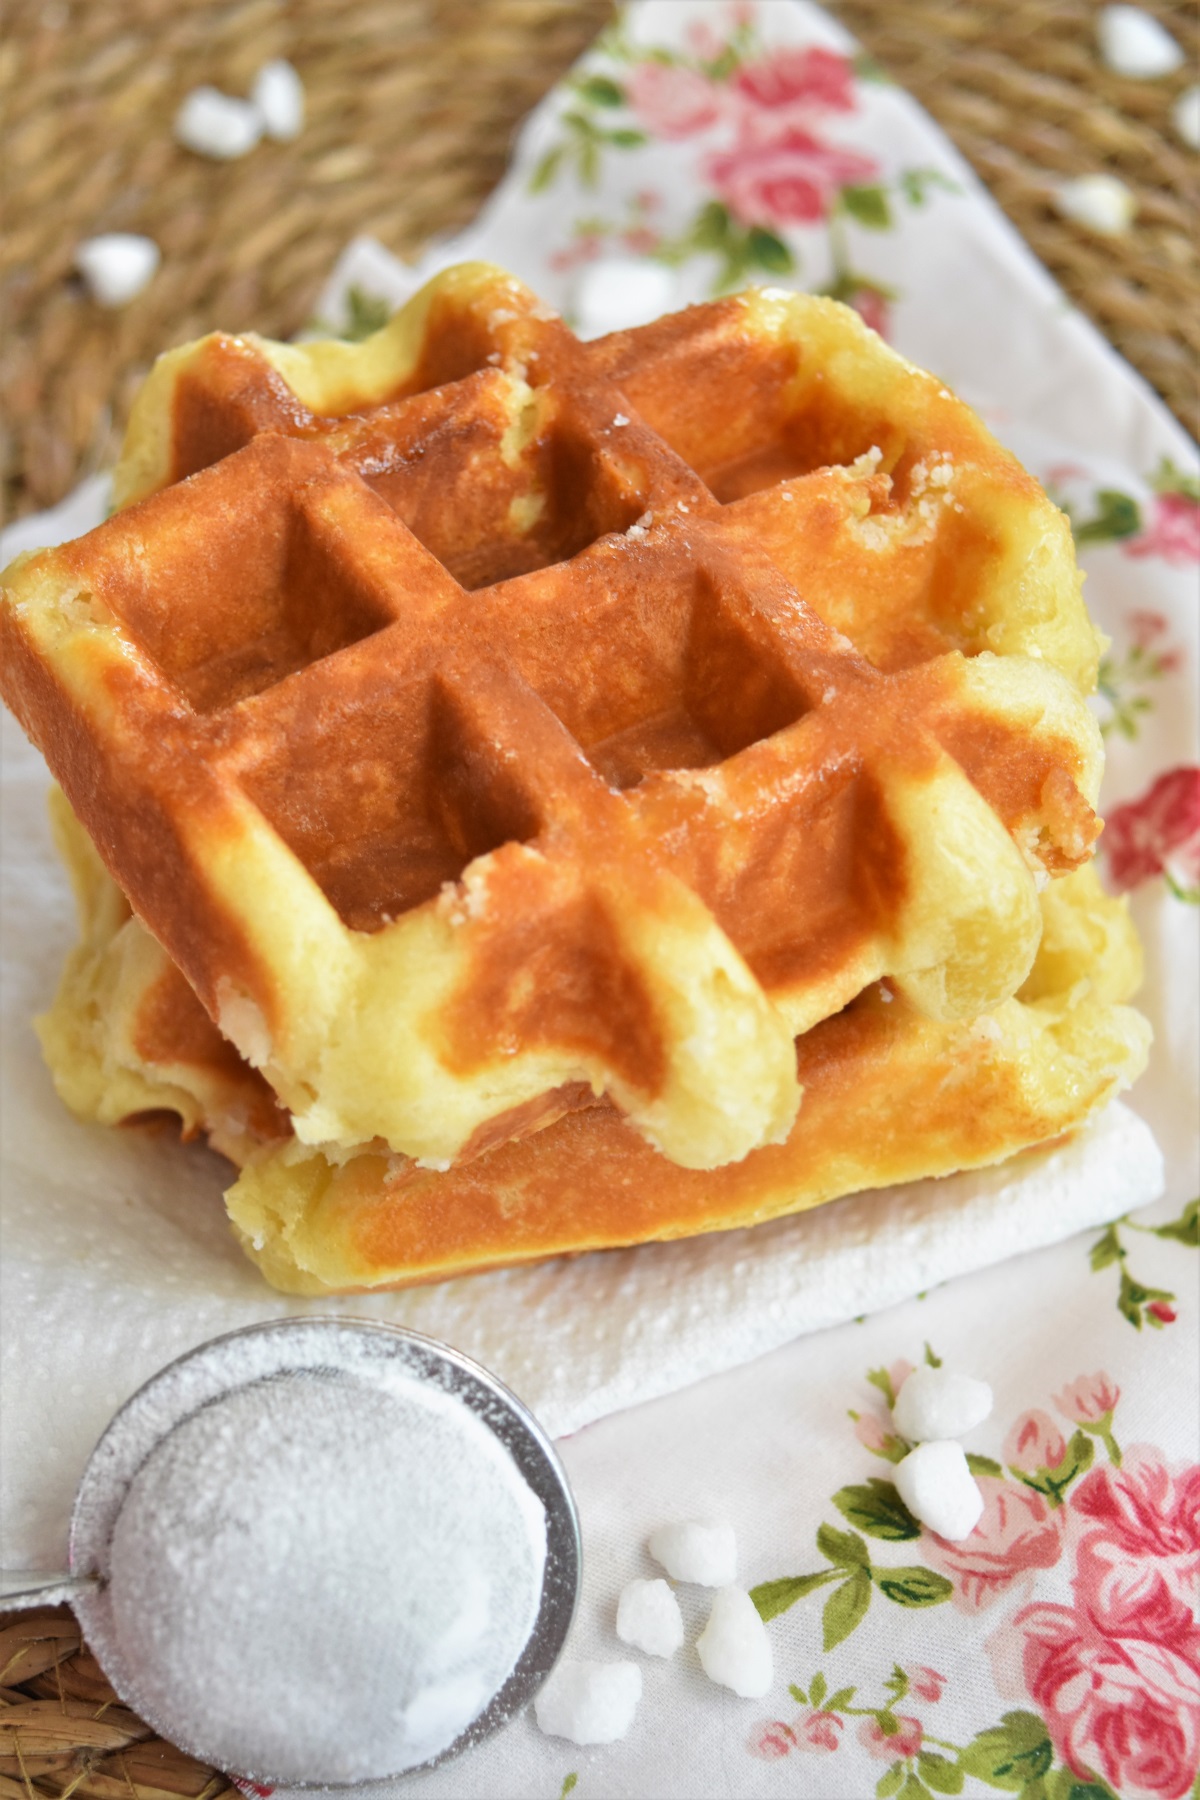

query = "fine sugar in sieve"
[4, 1319, 581, 1785]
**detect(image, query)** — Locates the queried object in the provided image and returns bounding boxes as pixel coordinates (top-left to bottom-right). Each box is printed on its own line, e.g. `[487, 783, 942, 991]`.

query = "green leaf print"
[899, 167, 960, 207]
[873, 1565, 953, 1607]
[1087, 1216, 1184, 1329]
[823, 1567, 873, 1648]
[529, 144, 566, 194]
[572, 74, 624, 106]
[1149, 454, 1200, 502]
[919, 1751, 965, 1794]
[746, 225, 794, 274]
[958, 1711, 1054, 1789]
[337, 286, 393, 342]
[1089, 1225, 1123, 1271]
[817, 1521, 871, 1567]
[966, 1452, 1004, 1478]
[834, 1478, 922, 1540]
[750, 1569, 836, 1620]
[1012, 1430, 1094, 1507]
[841, 183, 893, 229]
[867, 1365, 901, 1407]
[1073, 489, 1142, 543]
[1119, 1263, 1177, 1330]
[1153, 1197, 1200, 1245]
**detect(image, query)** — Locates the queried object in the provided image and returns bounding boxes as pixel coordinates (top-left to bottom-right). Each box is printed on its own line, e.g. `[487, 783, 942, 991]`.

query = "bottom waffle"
[38, 790, 1150, 1294]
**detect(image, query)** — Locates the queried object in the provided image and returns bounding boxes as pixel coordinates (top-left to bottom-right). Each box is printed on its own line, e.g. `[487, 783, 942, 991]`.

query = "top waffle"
[0, 265, 1105, 1171]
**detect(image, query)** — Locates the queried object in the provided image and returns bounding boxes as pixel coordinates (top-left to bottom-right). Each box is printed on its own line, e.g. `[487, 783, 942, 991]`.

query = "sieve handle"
[0, 1569, 98, 1609]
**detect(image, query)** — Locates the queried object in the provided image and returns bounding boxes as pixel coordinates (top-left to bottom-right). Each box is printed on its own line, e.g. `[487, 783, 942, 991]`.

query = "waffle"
[3, 265, 1105, 1176]
[38, 796, 1149, 1292]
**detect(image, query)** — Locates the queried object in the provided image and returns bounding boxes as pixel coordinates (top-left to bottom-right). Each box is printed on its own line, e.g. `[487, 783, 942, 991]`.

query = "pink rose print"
[1072, 1448, 1200, 1647]
[547, 234, 603, 273]
[847, 285, 891, 338]
[1004, 1409, 1067, 1474]
[1054, 1372, 1120, 1425]
[621, 226, 660, 255]
[854, 1410, 894, 1454]
[747, 1718, 796, 1759]
[1148, 1299, 1177, 1324]
[706, 128, 878, 227]
[888, 1357, 916, 1395]
[627, 61, 722, 140]
[796, 1709, 842, 1751]
[732, 46, 856, 121]
[923, 1476, 1065, 1611]
[1124, 489, 1200, 566]
[1105, 766, 1200, 894]
[859, 1713, 923, 1759]
[747, 1709, 842, 1757]
[1013, 1606, 1200, 1799]
[906, 1665, 946, 1703]
[1127, 609, 1181, 667]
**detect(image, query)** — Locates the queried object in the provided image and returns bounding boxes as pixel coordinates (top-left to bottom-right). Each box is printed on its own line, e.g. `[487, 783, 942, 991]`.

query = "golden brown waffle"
[38, 799, 1149, 1293]
[3, 265, 1105, 1175]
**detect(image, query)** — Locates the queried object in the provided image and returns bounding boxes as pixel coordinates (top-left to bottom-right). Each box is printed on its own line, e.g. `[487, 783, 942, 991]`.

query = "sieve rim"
[68, 1316, 581, 1786]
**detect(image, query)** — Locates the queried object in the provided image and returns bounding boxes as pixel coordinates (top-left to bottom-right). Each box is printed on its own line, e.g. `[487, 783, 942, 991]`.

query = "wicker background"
[1, 0, 1196, 532]
[0, 0, 1196, 1790]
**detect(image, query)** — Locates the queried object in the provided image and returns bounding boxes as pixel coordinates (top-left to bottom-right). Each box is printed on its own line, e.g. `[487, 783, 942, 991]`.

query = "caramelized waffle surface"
[3, 264, 1107, 1174]
[38, 796, 1150, 1292]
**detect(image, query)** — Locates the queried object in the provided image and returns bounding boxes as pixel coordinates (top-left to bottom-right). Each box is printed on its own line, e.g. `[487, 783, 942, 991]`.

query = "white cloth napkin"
[2, 0, 1194, 1580]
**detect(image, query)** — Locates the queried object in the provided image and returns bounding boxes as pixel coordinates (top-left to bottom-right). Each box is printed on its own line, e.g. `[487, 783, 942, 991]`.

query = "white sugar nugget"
[573, 256, 678, 338]
[74, 234, 159, 308]
[696, 1587, 773, 1698]
[647, 1521, 736, 1586]
[1172, 85, 1200, 150]
[893, 1365, 993, 1442]
[252, 59, 305, 141]
[894, 1441, 984, 1542]
[175, 86, 263, 159]
[534, 1660, 642, 1745]
[1053, 173, 1137, 236]
[1097, 6, 1184, 77]
[616, 1578, 684, 1658]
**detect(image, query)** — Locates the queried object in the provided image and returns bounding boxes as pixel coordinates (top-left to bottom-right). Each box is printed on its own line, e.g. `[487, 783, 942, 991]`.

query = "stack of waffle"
[0, 265, 1150, 1292]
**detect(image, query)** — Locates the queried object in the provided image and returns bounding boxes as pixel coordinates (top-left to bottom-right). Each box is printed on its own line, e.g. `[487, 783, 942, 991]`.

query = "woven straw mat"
[0, 2, 1196, 1793]
[1, 0, 1197, 531]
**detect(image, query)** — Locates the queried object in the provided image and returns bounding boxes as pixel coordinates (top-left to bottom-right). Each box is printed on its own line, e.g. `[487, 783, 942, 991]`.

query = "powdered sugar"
[87, 1331, 548, 1784]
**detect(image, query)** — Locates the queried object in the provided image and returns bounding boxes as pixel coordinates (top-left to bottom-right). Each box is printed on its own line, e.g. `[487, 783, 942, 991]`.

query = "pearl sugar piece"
[695, 1587, 773, 1698]
[251, 60, 305, 142]
[894, 1441, 985, 1542]
[1097, 5, 1185, 78]
[615, 1578, 684, 1658]
[1173, 86, 1200, 151]
[534, 1660, 642, 1744]
[892, 1364, 993, 1442]
[1053, 173, 1137, 236]
[647, 1520, 736, 1586]
[74, 234, 160, 308]
[175, 86, 263, 160]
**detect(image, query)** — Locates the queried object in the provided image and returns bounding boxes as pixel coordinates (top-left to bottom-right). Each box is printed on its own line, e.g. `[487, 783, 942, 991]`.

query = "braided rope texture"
[1, 0, 1195, 529]
[829, 0, 1198, 439]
